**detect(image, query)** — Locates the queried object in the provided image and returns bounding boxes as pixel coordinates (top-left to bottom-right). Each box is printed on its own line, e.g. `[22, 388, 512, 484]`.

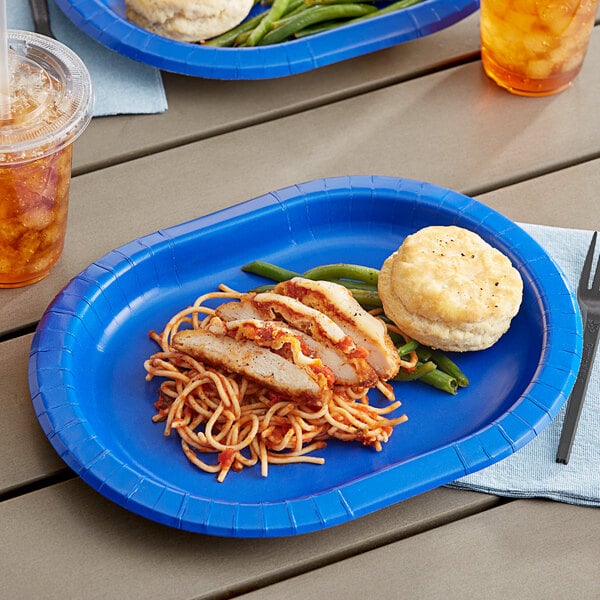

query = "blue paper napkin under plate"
[8, 0, 167, 116]
[449, 223, 600, 507]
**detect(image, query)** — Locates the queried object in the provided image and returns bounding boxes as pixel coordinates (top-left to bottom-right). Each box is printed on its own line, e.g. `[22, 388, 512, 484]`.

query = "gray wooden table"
[2, 11, 600, 600]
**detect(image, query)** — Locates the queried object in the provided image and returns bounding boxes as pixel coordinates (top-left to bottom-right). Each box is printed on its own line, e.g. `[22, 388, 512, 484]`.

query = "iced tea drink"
[0, 31, 92, 288]
[480, 0, 599, 96]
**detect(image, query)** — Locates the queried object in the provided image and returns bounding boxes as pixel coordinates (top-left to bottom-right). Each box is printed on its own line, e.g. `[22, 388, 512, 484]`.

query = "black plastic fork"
[556, 231, 600, 464]
[28, 0, 55, 39]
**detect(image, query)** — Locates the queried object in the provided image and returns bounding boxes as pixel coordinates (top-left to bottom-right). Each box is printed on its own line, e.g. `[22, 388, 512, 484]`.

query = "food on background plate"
[144, 279, 406, 482]
[378, 225, 523, 352]
[125, 0, 428, 46]
[205, 0, 426, 47]
[125, 0, 254, 42]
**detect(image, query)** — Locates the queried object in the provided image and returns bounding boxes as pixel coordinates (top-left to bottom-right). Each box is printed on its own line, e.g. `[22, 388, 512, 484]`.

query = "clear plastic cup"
[0, 31, 93, 288]
[480, 0, 599, 97]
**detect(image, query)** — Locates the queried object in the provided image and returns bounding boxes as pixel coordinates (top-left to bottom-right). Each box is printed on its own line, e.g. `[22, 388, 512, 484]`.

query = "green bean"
[393, 361, 436, 382]
[302, 277, 377, 296]
[203, 11, 266, 46]
[415, 345, 468, 388]
[246, 0, 291, 46]
[259, 4, 377, 45]
[233, 30, 253, 45]
[419, 368, 458, 395]
[293, 19, 347, 37]
[396, 339, 419, 357]
[296, 0, 425, 39]
[359, 0, 424, 19]
[251, 284, 275, 292]
[282, 0, 308, 15]
[210, 0, 304, 48]
[428, 350, 469, 387]
[307, 279, 380, 303]
[302, 263, 379, 286]
[306, 0, 376, 4]
[206, 0, 424, 47]
[242, 260, 380, 292]
[376, 0, 424, 14]
[326, 278, 377, 292]
[246, 281, 379, 308]
[284, 0, 313, 18]
[346, 288, 381, 308]
[415, 346, 432, 362]
[387, 331, 405, 347]
[242, 260, 300, 281]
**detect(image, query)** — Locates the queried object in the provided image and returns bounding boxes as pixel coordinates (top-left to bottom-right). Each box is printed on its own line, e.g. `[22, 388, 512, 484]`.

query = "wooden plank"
[476, 158, 600, 229]
[73, 13, 482, 174]
[0, 335, 66, 495]
[0, 479, 498, 600]
[236, 500, 600, 600]
[76, 15, 600, 177]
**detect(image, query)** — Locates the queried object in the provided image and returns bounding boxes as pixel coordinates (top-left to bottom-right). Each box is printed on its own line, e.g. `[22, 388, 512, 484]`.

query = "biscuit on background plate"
[378, 225, 523, 352]
[126, 0, 254, 42]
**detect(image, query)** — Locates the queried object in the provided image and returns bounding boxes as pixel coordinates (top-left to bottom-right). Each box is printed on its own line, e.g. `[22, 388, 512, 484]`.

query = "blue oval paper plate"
[55, 0, 479, 79]
[29, 176, 582, 538]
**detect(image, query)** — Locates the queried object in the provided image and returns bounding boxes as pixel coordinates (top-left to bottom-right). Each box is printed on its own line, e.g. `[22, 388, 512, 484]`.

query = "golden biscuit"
[378, 225, 523, 352]
[126, 0, 254, 42]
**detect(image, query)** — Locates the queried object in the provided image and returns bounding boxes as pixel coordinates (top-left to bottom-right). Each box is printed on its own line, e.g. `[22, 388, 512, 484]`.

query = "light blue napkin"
[449, 223, 600, 507]
[9, 0, 167, 116]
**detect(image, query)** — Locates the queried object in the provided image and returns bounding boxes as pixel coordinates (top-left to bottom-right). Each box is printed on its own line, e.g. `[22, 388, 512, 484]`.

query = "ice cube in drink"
[480, 0, 598, 96]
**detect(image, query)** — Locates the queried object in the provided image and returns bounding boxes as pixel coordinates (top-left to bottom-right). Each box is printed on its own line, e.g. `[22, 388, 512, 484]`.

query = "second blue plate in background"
[55, 0, 479, 79]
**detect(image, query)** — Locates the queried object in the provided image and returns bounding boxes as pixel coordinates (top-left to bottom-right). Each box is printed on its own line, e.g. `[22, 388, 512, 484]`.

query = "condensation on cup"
[480, 0, 599, 96]
[0, 31, 93, 288]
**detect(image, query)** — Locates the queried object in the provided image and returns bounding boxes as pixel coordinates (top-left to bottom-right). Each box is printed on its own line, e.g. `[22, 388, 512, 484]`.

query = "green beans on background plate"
[204, 0, 426, 47]
[241, 259, 469, 394]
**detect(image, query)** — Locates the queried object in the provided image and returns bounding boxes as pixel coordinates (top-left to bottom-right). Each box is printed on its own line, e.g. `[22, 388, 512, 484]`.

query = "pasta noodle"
[144, 286, 407, 481]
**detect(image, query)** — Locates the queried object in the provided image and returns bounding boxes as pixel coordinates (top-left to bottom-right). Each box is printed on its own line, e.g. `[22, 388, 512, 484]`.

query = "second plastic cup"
[0, 31, 93, 288]
[480, 0, 599, 96]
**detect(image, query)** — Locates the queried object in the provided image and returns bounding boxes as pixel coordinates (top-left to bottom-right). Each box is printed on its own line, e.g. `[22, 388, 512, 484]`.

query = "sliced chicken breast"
[172, 328, 326, 401]
[249, 292, 360, 356]
[214, 308, 376, 387]
[209, 317, 323, 370]
[215, 299, 264, 322]
[274, 278, 401, 380]
[215, 299, 378, 386]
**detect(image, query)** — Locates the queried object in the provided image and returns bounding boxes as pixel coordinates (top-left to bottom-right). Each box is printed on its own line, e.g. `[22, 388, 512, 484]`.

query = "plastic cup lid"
[0, 30, 93, 164]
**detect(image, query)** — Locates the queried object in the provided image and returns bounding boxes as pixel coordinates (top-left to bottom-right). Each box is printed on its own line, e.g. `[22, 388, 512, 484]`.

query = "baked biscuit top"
[390, 226, 523, 325]
[378, 225, 524, 351]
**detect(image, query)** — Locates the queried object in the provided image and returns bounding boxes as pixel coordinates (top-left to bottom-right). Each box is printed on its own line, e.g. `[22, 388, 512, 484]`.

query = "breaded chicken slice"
[172, 328, 330, 402]
[274, 278, 401, 380]
[215, 302, 377, 387]
[206, 316, 337, 388]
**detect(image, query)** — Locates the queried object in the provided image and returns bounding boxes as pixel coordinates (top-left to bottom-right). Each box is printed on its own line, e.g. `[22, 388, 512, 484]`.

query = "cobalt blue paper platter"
[55, 0, 479, 79]
[29, 176, 582, 538]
